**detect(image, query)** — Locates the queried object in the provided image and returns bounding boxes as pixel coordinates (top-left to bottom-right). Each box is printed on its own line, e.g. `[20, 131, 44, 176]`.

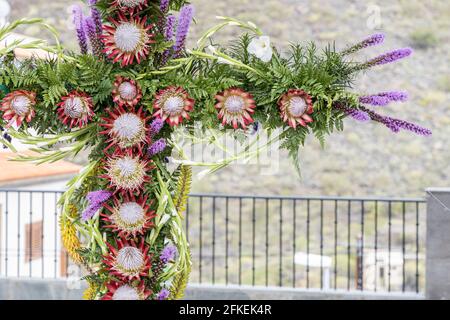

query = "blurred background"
[5, 0, 449, 198]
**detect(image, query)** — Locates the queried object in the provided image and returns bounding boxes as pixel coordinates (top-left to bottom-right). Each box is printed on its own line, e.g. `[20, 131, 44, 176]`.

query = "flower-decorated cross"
[0, 0, 431, 300]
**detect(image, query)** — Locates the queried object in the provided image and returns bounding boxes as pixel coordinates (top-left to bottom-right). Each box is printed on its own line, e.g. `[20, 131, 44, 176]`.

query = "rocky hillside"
[8, 0, 450, 197]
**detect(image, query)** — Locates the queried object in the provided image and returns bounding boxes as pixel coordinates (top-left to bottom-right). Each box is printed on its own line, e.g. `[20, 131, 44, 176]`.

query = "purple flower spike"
[148, 138, 167, 157]
[72, 5, 88, 54]
[84, 17, 104, 57]
[335, 104, 370, 122]
[161, 15, 177, 65]
[157, 288, 170, 300]
[362, 48, 413, 69]
[359, 91, 409, 106]
[160, 0, 170, 13]
[149, 118, 165, 136]
[342, 33, 385, 55]
[174, 5, 195, 57]
[82, 190, 112, 221]
[160, 245, 177, 264]
[87, 0, 102, 35]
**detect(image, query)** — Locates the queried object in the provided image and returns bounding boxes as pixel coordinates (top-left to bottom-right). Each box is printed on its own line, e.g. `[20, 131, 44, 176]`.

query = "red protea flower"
[101, 149, 153, 194]
[111, 0, 148, 12]
[101, 193, 156, 238]
[153, 86, 194, 126]
[278, 89, 314, 129]
[103, 237, 151, 281]
[112, 76, 142, 107]
[57, 91, 94, 128]
[0, 90, 36, 127]
[102, 11, 155, 67]
[100, 105, 149, 155]
[215, 88, 256, 129]
[102, 280, 151, 300]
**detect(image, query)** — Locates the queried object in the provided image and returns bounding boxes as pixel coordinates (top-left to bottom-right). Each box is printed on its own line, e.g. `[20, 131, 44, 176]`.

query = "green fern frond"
[169, 248, 191, 300]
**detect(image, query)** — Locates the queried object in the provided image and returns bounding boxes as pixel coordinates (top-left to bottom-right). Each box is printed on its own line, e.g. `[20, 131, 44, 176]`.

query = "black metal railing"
[0, 190, 426, 294]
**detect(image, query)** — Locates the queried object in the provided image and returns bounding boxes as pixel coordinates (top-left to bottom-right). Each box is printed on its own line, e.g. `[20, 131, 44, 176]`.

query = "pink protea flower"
[102, 280, 152, 300]
[215, 88, 256, 129]
[111, 0, 148, 12]
[153, 86, 194, 126]
[0, 90, 36, 128]
[102, 11, 155, 67]
[100, 105, 149, 155]
[57, 91, 94, 128]
[112, 76, 142, 107]
[101, 193, 156, 239]
[278, 89, 314, 129]
[103, 237, 152, 281]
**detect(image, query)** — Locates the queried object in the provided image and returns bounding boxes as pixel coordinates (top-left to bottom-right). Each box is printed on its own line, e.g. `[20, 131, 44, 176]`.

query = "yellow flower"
[60, 205, 83, 264]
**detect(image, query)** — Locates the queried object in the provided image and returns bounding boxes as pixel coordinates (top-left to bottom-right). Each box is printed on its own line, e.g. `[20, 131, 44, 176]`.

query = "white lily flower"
[247, 36, 273, 62]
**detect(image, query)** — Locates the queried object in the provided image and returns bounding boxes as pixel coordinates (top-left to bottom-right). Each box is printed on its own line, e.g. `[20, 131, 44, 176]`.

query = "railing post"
[426, 188, 450, 300]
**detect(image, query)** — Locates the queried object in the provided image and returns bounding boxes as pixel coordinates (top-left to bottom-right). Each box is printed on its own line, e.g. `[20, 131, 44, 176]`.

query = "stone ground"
[8, 0, 450, 198]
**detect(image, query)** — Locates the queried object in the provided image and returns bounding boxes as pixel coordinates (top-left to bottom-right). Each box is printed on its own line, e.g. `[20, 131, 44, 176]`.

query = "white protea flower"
[247, 36, 273, 62]
[112, 76, 142, 107]
[103, 280, 151, 300]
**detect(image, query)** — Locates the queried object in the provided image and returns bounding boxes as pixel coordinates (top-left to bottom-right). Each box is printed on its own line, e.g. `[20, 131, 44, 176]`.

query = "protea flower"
[153, 86, 194, 126]
[101, 194, 156, 238]
[103, 237, 151, 281]
[112, 76, 142, 107]
[102, 12, 155, 66]
[0, 90, 36, 127]
[278, 89, 314, 129]
[100, 105, 149, 155]
[111, 0, 148, 12]
[215, 88, 256, 129]
[101, 150, 153, 193]
[102, 280, 151, 300]
[57, 91, 94, 128]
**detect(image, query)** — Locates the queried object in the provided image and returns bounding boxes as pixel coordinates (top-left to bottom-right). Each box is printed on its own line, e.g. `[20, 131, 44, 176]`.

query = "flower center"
[288, 97, 307, 117]
[114, 23, 145, 52]
[118, 0, 145, 8]
[112, 285, 140, 300]
[11, 95, 31, 116]
[118, 202, 145, 225]
[64, 97, 85, 118]
[163, 96, 184, 114]
[224, 95, 245, 113]
[112, 113, 144, 141]
[115, 157, 138, 178]
[118, 82, 137, 101]
[116, 246, 144, 272]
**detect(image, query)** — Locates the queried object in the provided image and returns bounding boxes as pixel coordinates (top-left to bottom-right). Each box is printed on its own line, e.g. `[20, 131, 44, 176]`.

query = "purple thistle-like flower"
[359, 91, 409, 106]
[359, 106, 432, 136]
[173, 5, 195, 57]
[148, 138, 167, 157]
[82, 190, 112, 220]
[157, 288, 170, 300]
[72, 5, 88, 54]
[160, 245, 177, 264]
[149, 118, 165, 136]
[87, 0, 102, 35]
[84, 17, 104, 57]
[361, 48, 413, 69]
[342, 33, 385, 55]
[160, 0, 170, 13]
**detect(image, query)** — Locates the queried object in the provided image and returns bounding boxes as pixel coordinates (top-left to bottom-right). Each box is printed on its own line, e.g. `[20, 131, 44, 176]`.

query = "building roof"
[0, 151, 81, 185]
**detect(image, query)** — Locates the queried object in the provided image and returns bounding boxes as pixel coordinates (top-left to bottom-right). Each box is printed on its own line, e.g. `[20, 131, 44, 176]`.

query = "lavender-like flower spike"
[87, 0, 102, 35]
[72, 5, 88, 54]
[359, 106, 432, 136]
[84, 17, 104, 57]
[361, 48, 413, 69]
[161, 15, 177, 65]
[335, 104, 370, 122]
[157, 288, 170, 300]
[149, 118, 165, 136]
[359, 91, 409, 106]
[174, 5, 195, 57]
[342, 33, 385, 55]
[148, 138, 167, 157]
[82, 190, 112, 221]
[160, 245, 177, 264]
[160, 0, 170, 13]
